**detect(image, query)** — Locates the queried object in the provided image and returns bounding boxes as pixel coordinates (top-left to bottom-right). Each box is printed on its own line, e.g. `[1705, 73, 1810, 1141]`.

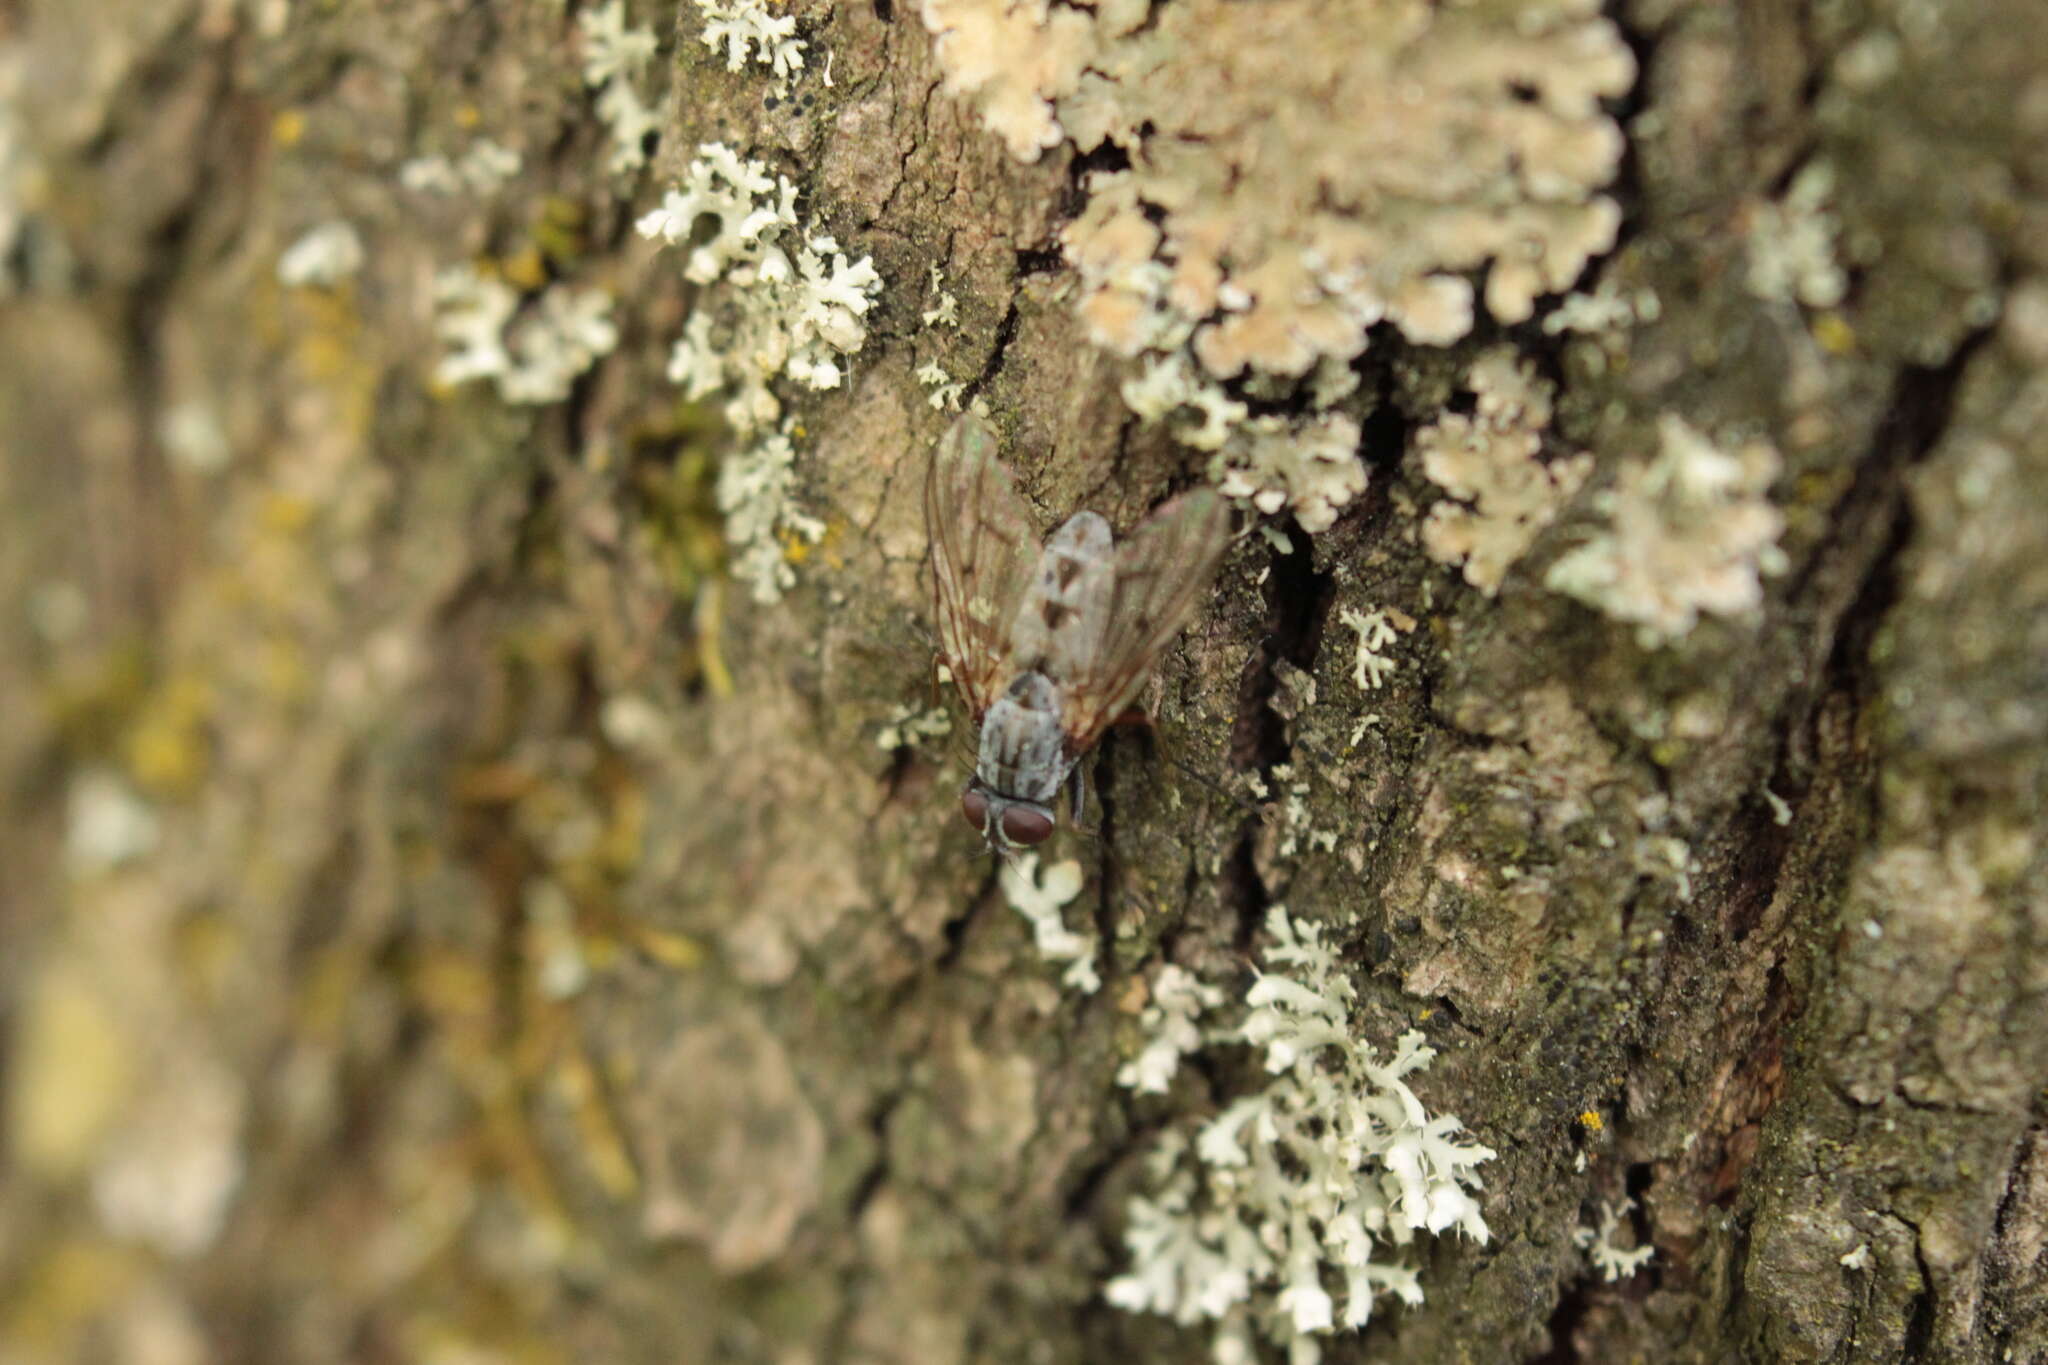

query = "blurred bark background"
[1, 2, 2044, 1363]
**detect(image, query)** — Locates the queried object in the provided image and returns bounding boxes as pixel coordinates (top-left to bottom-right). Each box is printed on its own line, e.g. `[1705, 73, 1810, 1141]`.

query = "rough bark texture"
[2, 3, 2044, 1364]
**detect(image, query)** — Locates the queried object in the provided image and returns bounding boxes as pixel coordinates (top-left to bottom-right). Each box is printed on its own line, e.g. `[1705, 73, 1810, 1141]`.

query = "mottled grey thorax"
[976, 671, 1071, 802]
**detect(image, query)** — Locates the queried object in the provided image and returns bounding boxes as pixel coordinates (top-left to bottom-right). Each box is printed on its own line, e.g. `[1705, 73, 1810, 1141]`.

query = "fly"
[924, 414, 1230, 854]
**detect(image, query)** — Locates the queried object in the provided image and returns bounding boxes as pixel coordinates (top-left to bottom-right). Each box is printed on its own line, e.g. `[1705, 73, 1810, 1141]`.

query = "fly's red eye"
[1000, 806, 1055, 846]
[961, 789, 990, 832]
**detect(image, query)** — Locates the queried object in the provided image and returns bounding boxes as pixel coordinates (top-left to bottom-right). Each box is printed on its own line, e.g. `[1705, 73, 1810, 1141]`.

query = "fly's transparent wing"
[925, 414, 1043, 716]
[1058, 487, 1231, 754]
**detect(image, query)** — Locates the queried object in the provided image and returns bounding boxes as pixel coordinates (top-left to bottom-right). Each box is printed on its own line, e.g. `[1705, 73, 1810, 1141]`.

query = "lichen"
[276, 221, 364, 289]
[1745, 161, 1848, 311]
[920, 0, 1106, 162]
[1417, 347, 1593, 596]
[1107, 908, 1494, 1362]
[1213, 413, 1366, 535]
[999, 853, 1100, 994]
[638, 143, 882, 600]
[1544, 415, 1787, 646]
[915, 358, 966, 411]
[925, 0, 1633, 538]
[431, 266, 619, 406]
[1340, 606, 1412, 692]
[1056, 0, 1634, 367]
[580, 0, 662, 176]
[695, 0, 808, 89]
[1117, 965, 1224, 1095]
[874, 702, 952, 750]
[714, 425, 827, 604]
[399, 139, 522, 196]
[1574, 1198, 1655, 1282]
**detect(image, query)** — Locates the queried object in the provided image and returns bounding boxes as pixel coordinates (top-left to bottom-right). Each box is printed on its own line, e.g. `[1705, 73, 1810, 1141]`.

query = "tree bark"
[2, 2, 2043, 1364]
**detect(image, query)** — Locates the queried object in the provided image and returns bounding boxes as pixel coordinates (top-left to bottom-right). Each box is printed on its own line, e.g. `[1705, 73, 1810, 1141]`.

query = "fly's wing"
[925, 414, 1043, 717]
[1058, 487, 1231, 755]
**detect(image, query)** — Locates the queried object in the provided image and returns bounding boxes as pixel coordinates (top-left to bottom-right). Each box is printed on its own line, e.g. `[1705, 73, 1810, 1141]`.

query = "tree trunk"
[2, 2, 2043, 1363]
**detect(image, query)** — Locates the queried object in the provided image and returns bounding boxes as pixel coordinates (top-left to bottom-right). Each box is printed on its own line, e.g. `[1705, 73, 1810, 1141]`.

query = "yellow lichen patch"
[173, 911, 242, 1010]
[1812, 312, 1858, 355]
[533, 196, 591, 269]
[1579, 1109, 1605, 1134]
[38, 641, 150, 759]
[0, 1239, 145, 1355]
[123, 673, 213, 796]
[7, 961, 136, 1179]
[593, 772, 647, 877]
[556, 1044, 640, 1199]
[620, 922, 706, 972]
[500, 246, 550, 293]
[694, 580, 736, 699]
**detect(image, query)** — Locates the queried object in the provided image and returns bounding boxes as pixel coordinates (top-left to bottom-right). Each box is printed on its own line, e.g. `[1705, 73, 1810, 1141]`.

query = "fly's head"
[960, 777, 1056, 855]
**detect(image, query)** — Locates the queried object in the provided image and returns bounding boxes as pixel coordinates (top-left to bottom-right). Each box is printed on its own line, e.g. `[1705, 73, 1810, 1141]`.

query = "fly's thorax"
[975, 671, 1070, 803]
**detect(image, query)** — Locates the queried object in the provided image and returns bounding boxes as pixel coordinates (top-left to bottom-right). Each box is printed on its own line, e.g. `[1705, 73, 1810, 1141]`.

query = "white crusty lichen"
[1417, 347, 1594, 596]
[1544, 414, 1787, 646]
[1341, 606, 1410, 692]
[580, 0, 663, 175]
[696, 0, 807, 88]
[399, 138, 521, 197]
[874, 702, 952, 750]
[1745, 161, 1847, 311]
[66, 770, 160, 874]
[1000, 853, 1100, 994]
[915, 358, 966, 411]
[1108, 908, 1494, 1362]
[922, 263, 961, 328]
[276, 220, 364, 288]
[638, 143, 882, 600]
[1574, 1198, 1655, 1282]
[431, 266, 619, 405]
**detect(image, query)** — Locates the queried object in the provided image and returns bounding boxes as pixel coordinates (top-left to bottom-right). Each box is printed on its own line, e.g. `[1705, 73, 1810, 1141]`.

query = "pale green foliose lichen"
[695, 0, 808, 89]
[1574, 1197, 1656, 1282]
[1000, 853, 1100, 994]
[431, 266, 620, 405]
[580, 0, 663, 175]
[1108, 908, 1494, 1363]
[638, 143, 882, 601]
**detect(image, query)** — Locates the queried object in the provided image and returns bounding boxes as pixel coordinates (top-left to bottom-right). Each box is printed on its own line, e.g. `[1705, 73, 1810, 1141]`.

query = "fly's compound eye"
[961, 788, 991, 833]
[999, 805, 1055, 846]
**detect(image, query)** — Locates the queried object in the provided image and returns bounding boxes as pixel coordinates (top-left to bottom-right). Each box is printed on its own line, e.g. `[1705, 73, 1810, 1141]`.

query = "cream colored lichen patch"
[1417, 347, 1593, 596]
[922, 0, 1634, 536]
[1545, 415, 1787, 645]
[943, 0, 1634, 363]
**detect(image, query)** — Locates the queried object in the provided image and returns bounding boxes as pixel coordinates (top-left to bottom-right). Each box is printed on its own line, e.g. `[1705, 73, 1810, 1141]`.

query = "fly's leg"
[1066, 762, 1103, 840]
